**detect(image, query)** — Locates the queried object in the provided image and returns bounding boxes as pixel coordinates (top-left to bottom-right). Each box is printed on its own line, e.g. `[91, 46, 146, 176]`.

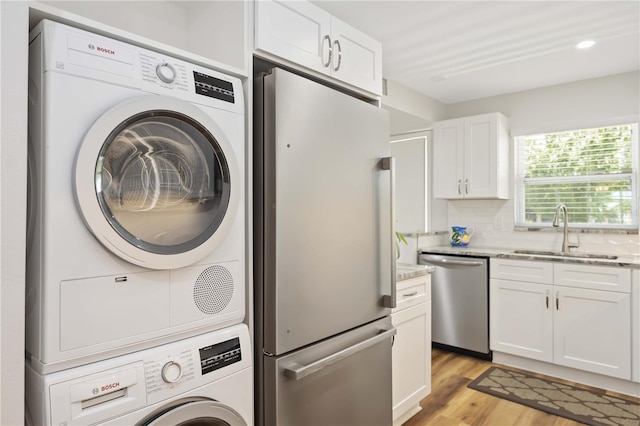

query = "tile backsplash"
[403, 199, 640, 261]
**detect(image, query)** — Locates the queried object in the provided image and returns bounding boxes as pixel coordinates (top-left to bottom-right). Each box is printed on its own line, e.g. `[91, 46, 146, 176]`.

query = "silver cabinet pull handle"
[545, 290, 550, 309]
[333, 39, 342, 71]
[403, 291, 418, 297]
[457, 179, 462, 195]
[465, 178, 469, 194]
[380, 157, 396, 309]
[322, 35, 332, 68]
[556, 291, 560, 310]
[284, 328, 396, 380]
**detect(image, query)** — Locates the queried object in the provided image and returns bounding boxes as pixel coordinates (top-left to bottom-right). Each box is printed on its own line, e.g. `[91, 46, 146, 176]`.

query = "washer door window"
[139, 398, 247, 426]
[75, 96, 240, 270]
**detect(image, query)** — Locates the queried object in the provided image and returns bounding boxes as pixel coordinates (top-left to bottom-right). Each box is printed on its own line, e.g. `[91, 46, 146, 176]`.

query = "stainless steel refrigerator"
[254, 67, 396, 426]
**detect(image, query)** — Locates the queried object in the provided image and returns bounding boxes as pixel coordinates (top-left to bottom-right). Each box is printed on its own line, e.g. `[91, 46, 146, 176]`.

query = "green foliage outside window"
[517, 124, 638, 229]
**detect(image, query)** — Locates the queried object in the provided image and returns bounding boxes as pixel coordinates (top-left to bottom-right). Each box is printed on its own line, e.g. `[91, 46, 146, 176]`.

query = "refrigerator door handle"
[283, 327, 396, 381]
[380, 157, 396, 308]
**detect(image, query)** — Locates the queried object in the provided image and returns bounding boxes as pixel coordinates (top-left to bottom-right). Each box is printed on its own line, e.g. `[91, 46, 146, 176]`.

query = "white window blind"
[516, 123, 638, 230]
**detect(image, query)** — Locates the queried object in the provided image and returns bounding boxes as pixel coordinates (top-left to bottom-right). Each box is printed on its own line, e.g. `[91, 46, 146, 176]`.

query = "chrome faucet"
[552, 203, 579, 253]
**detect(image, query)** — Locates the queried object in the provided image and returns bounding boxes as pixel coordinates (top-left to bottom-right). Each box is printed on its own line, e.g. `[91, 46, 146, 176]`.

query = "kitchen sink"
[512, 249, 618, 260]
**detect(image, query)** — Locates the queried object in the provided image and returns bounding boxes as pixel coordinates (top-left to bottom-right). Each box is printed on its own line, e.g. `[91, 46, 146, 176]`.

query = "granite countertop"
[396, 263, 434, 281]
[418, 246, 640, 268]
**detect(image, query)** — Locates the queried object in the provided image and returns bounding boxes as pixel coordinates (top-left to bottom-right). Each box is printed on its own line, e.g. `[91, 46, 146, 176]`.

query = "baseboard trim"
[493, 351, 640, 398]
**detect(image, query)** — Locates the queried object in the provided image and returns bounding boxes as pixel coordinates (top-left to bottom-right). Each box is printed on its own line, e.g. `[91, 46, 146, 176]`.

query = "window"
[515, 123, 638, 230]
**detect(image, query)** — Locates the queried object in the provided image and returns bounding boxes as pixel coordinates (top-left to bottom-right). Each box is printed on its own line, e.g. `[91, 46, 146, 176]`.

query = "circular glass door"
[139, 398, 247, 426]
[97, 112, 229, 254]
[75, 95, 240, 270]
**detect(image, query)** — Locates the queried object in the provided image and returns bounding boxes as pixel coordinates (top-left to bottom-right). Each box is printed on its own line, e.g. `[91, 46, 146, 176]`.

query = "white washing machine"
[27, 20, 246, 374]
[26, 324, 253, 425]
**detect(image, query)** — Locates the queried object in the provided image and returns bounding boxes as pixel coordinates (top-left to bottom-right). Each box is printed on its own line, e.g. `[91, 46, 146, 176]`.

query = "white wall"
[44, 1, 247, 74]
[382, 79, 450, 263]
[446, 71, 639, 136]
[47, 1, 189, 46]
[382, 78, 448, 126]
[420, 72, 640, 256]
[0, 2, 29, 424]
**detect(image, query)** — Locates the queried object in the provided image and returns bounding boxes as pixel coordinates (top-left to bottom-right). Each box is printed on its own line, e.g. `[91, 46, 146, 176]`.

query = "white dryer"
[26, 324, 253, 425]
[27, 20, 246, 374]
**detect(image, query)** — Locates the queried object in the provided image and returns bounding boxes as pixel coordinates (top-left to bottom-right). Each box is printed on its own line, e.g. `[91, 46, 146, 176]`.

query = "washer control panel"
[141, 332, 244, 404]
[31, 324, 251, 425]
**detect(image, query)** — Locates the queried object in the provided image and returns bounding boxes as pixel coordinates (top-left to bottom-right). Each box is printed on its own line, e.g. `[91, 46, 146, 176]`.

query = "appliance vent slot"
[193, 265, 234, 314]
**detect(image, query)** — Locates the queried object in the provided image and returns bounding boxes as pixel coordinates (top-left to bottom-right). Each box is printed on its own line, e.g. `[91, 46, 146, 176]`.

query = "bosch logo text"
[97, 47, 115, 55]
[101, 382, 120, 392]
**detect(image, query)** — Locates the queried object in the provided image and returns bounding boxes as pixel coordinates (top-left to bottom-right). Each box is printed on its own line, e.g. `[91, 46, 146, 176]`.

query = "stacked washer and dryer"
[25, 20, 252, 425]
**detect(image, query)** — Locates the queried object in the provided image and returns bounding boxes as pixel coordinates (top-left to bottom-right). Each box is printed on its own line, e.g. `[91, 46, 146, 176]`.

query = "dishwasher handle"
[283, 327, 396, 381]
[419, 255, 484, 267]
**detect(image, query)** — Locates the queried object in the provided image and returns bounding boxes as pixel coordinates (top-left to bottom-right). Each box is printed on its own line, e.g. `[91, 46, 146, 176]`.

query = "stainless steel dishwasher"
[418, 253, 491, 360]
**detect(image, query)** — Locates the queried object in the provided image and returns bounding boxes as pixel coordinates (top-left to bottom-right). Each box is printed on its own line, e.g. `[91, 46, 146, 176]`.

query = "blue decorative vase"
[450, 226, 474, 247]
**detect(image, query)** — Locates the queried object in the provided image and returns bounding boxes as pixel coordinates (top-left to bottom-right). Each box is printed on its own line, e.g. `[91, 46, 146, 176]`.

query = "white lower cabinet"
[554, 286, 631, 378]
[490, 278, 553, 362]
[391, 274, 431, 426]
[490, 259, 632, 380]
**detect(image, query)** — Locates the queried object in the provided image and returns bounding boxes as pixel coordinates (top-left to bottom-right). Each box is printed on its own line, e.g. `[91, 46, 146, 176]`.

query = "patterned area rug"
[468, 366, 640, 426]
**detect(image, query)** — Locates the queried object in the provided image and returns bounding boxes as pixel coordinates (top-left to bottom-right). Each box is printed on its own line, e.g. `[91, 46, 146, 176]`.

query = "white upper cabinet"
[433, 112, 510, 199]
[255, 0, 383, 95]
[255, 0, 331, 74]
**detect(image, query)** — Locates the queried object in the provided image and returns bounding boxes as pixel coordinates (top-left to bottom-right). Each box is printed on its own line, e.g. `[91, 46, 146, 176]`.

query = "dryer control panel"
[33, 19, 243, 114]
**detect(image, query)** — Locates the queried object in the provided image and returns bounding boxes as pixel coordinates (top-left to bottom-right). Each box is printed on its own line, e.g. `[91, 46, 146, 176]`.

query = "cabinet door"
[255, 0, 331, 74]
[432, 118, 464, 199]
[329, 16, 382, 95]
[553, 286, 631, 379]
[391, 302, 430, 425]
[490, 279, 553, 362]
[464, 114, 497, 197]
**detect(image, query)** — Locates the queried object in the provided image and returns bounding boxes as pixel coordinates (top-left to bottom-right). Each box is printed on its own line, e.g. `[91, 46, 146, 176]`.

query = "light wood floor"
[404, 349, 587, 426]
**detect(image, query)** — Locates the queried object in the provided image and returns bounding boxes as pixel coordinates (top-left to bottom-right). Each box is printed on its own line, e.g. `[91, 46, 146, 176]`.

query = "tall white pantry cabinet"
[432, 112, 510, 199]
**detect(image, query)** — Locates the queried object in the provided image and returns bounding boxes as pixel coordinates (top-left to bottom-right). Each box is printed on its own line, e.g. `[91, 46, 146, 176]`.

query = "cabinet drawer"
[490, 259, 553, 284]
[394, 275, 430, 312]
[554, 264, 631, 293]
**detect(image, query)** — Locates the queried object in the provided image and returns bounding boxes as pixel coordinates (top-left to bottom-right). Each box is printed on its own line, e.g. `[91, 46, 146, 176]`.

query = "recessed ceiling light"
[576, 40, 596, 49]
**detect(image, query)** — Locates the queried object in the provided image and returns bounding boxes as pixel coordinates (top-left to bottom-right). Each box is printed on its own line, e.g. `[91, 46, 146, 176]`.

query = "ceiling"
[312, 1, 640, 104]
